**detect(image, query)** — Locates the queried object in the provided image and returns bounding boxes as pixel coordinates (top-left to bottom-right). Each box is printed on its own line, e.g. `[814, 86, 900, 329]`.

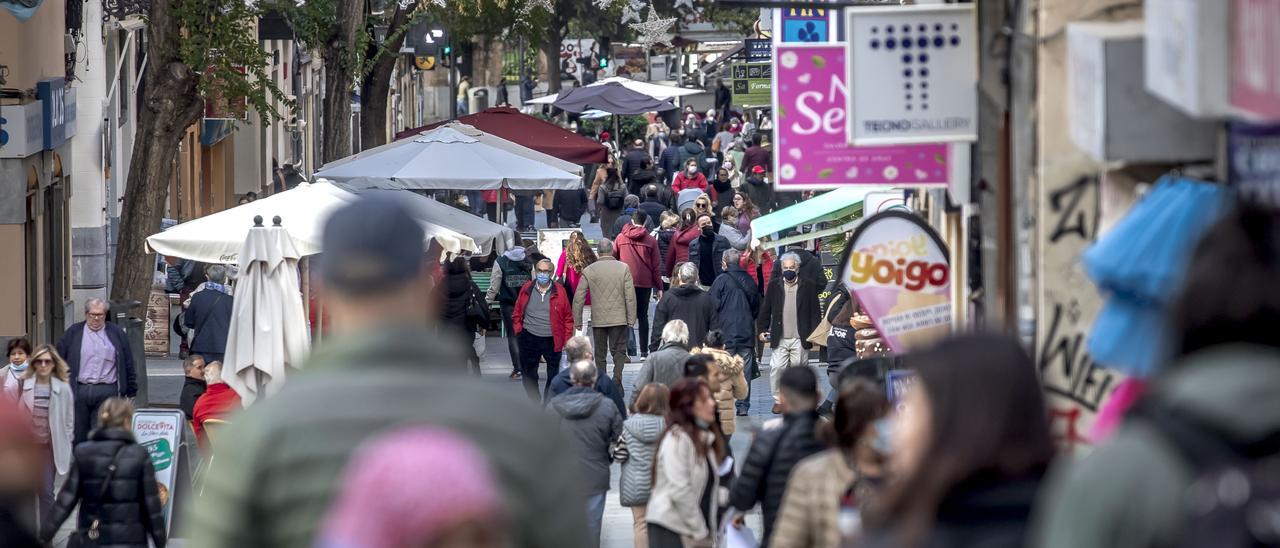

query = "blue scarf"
[205, 282, 231, 295]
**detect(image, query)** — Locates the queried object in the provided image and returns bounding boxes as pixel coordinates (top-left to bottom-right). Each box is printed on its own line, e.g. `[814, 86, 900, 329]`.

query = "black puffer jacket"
[43, 428, 167, 547]
[729, 411, 824, 545]
[649, 284, 718, 352]
[441, 265, 483, 335]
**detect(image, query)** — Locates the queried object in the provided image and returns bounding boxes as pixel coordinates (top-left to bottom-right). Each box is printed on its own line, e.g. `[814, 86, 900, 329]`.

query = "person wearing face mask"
[1, 337, 32, 400]
[677, 134, 709, 179]
[757, 253, 822, 415]
[687, 214, 732, 287]
[514, 259, 575, 403]
[646, 378, 728, 548]
[672, 159, 709, 197]
[712, 168, 735, 210]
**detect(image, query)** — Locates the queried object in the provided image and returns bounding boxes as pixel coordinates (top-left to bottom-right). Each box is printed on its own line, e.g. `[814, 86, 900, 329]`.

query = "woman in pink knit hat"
[317, 426, 508, 548]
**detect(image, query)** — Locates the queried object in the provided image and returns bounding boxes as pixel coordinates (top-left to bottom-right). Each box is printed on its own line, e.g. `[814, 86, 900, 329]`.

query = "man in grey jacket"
[631, 320, 691, 407]
[188, 196, 589, 548]
[551, 360, 624, 548]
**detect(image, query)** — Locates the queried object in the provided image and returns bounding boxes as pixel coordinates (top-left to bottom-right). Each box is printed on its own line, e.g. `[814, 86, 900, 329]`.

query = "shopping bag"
[473, 332, 486, 359]
[720, 508, 758, 548]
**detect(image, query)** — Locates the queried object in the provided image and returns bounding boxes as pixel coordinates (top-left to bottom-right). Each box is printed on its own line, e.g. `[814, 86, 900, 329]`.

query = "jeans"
[634, 287, 652, 356]
[593, 324, 630, 386]
[38, 443, 54, 523]
[515, 194, 536, 229]
[769, 338, 810, 403]
[500, 304, 520, 372]
[730, 344, 755, 412]
[518, 332, 561, 403]
[457, 99, 469, 115]
[586, 492, 607, 548]
[74, 383, 121, 443]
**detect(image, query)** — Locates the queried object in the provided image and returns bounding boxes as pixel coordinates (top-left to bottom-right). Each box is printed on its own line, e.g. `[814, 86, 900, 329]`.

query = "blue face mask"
[536, 272, 551, 285]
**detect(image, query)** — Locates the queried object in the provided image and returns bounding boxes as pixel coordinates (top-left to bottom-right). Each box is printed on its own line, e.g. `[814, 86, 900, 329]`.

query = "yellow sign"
[415, 55, 436, 70]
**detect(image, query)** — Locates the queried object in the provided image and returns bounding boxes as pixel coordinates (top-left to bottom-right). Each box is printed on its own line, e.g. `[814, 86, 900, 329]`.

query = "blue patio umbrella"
[1083, 176, 1232, 376]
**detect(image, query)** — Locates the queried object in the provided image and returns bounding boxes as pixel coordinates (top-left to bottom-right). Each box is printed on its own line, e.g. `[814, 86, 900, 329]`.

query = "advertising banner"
[781, 7, 830, 42]
[838, 210, 951, 353]
[845, 4, 978, 145]
[133, 409, 186, 534]
[1228, 121, 1280, 208]
[731, 63, 773, 107]
[745, 38, 773, 62]
[1231, 0, 1280, 120]
[772, 43, 956, 190]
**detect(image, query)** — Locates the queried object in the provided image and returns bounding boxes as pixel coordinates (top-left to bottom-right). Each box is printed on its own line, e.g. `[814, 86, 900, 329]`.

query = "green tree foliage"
[174, 0, 293, 122]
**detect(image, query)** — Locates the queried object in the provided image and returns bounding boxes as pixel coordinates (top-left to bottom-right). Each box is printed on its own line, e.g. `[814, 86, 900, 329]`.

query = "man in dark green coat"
[187, 196, 589, 548]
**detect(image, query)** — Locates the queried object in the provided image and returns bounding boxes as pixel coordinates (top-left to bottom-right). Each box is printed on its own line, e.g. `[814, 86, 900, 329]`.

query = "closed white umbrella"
[222, 217, 311, 405]
[146, 181, 476, 262]
[314, 125, 581, 191]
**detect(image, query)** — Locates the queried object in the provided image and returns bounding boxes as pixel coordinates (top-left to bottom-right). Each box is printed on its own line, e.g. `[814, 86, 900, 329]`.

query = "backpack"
[603, 178, 626, 210]
[497, 257, 532, 305]
[1135, 399, 1280, 547]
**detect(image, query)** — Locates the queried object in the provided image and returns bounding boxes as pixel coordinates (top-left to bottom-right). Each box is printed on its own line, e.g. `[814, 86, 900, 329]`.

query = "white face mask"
[687, 166, 698, 174]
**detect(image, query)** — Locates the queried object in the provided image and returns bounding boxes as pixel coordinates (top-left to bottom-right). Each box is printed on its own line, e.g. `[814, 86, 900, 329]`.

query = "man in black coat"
[178, 354, 207, 420]
[729, 367, 824, 546]
[707, 249, 760, 415]
[547, 336, 627, 418]
[622, 139, 650, 186]
[185, 265, 235, 364]
[758, 252, 822, 414]
[649, 262, 718, 352]
[640, 183, 675, 217]
[56, 299, 138, 443]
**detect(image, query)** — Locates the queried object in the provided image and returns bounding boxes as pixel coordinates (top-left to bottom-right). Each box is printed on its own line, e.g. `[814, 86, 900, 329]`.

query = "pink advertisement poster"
[773, 44, 953, 190]
[839, 211, 952, 353]
[1231, 0, 1280, 120]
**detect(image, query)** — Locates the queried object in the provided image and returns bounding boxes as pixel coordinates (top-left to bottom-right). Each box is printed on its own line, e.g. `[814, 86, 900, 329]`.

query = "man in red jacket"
[614, 211, 663, 359]
[513, 258, 575, 402]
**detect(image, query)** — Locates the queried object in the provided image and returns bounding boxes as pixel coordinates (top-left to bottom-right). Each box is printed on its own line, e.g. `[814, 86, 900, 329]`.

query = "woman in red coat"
[664, 209, 702, 279]
[672, 159, 709, 197]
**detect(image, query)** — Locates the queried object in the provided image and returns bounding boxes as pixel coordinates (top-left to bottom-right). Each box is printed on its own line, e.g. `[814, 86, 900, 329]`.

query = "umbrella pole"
[613, 115, 621, 151]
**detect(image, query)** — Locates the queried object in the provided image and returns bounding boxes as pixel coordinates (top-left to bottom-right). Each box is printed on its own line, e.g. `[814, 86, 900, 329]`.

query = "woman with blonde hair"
[42, 397, 167, 547]
[17, 345, 74, 522]
[691, 330, 749, 437]
[557, 231, 597, 333]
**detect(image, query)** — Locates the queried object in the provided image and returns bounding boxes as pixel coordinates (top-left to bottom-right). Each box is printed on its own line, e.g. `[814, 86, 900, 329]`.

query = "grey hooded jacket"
[552, 386, 624, 495]
[619, 413, 666, 507]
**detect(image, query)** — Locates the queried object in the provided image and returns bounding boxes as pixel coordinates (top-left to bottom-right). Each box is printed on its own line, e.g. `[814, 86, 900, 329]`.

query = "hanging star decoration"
[620, 0, 644, 24]
[630, 5, 675, 49]
[520, 0, 553, 15]
[593, 0, 616, 10]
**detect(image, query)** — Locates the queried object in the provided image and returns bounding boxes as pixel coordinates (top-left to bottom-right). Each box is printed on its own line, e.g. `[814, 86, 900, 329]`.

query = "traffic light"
[597, 36, 611, 69]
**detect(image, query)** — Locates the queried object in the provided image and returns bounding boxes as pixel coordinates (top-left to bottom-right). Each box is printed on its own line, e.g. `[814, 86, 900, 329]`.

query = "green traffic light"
[599, 58, 608, 68]
[443, 46, 452, 55]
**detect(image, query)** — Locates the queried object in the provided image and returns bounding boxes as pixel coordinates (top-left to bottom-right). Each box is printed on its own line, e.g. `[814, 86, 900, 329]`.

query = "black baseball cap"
[321, 195, 425, 294]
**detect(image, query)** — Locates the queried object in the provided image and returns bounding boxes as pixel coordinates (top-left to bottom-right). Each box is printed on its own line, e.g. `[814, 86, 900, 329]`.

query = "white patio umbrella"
[323, 122, 584, 177]
[527, 76, 704, 105]
[313, 125, 581, 191]
[222, 217, 311, 405]
[146, 181, 476, 262]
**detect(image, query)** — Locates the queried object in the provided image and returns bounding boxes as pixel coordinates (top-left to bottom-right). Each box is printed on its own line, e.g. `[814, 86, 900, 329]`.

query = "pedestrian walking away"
[573, 239, 637, 391]
[706, 249, 761, 415]
[650, 262, 718, 352]
[188, 196, 589, 548]
[630, 320, 692, 407]
[487, 246, 534, 380]
[55, 298, 138, 443]
[614, 210, 663, 358]
[515, 258, 576, 402]
[618, 383, 669, 548]
[730, 367, 826, 546]
[184, 264, 234, 364]
[550, 361, 624, 548]
[758, 252, 822, 414]
[548, 336, 628, 418]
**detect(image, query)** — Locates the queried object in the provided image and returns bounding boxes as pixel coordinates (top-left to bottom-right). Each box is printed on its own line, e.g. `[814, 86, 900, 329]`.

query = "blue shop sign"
[36, 78, 76, 150]
[1228, 121, 1280, 208]
[745, 38, 772, 62]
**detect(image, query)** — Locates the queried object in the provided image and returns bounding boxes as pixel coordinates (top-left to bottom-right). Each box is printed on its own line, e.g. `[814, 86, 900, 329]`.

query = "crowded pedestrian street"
[5, 0, 1280, 547]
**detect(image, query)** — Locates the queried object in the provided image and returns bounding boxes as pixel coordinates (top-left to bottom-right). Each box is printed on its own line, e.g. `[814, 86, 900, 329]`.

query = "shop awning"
[750, 186, 893, 246]
[396, 107, 608, 164]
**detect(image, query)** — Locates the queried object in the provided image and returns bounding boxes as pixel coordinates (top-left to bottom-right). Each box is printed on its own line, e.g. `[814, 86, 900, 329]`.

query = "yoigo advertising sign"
[838, 210, 951, 352]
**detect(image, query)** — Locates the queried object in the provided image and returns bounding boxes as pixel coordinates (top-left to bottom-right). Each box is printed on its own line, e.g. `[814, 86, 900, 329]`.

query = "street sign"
[414, 55, 437, 70]
[845, 4, 978, 145]
[772, 43, 956, 190]
[731, 63, 772, 107]
[745, 38, 772, 62]
[1228, 121, 1280, 208]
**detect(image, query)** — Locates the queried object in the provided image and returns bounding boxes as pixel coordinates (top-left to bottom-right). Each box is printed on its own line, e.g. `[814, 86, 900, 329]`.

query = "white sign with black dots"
[845, 4, 978, 145]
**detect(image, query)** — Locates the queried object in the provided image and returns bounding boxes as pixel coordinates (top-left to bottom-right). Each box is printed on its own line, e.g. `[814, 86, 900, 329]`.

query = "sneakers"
[736, 407, 749, 417]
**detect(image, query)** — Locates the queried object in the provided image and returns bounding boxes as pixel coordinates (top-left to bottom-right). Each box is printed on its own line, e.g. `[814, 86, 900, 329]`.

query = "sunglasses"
[33, 359, 54, 365]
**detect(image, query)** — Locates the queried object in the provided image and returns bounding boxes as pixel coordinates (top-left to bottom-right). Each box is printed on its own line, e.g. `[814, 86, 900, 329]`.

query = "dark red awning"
[395, 107, 609, 164]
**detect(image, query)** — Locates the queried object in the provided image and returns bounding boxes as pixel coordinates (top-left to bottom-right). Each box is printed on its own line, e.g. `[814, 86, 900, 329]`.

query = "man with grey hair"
[56, 297, 138, 442]
[757, 251, 821, 414]
[707, 247, 760, 415]
[185, 264, 235, 364]
[649, 261, 718, 352]
[548, 335, 627, 418]
[631, 319, 692, 406]
[550, 359, 623, 548]
[574, 238, 637, 392]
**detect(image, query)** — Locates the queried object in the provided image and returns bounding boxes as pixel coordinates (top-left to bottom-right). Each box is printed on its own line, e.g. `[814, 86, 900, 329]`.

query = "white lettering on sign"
[792, 74, 848, 136]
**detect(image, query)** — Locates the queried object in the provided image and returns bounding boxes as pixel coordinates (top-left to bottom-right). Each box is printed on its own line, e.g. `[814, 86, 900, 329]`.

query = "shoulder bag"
[806, 298, 842, 348]
[75, 445, 126, 547]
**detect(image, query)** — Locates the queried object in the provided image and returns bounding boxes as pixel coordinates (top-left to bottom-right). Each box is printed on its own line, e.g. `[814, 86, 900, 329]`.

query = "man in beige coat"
[574, 239, 637, 391]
